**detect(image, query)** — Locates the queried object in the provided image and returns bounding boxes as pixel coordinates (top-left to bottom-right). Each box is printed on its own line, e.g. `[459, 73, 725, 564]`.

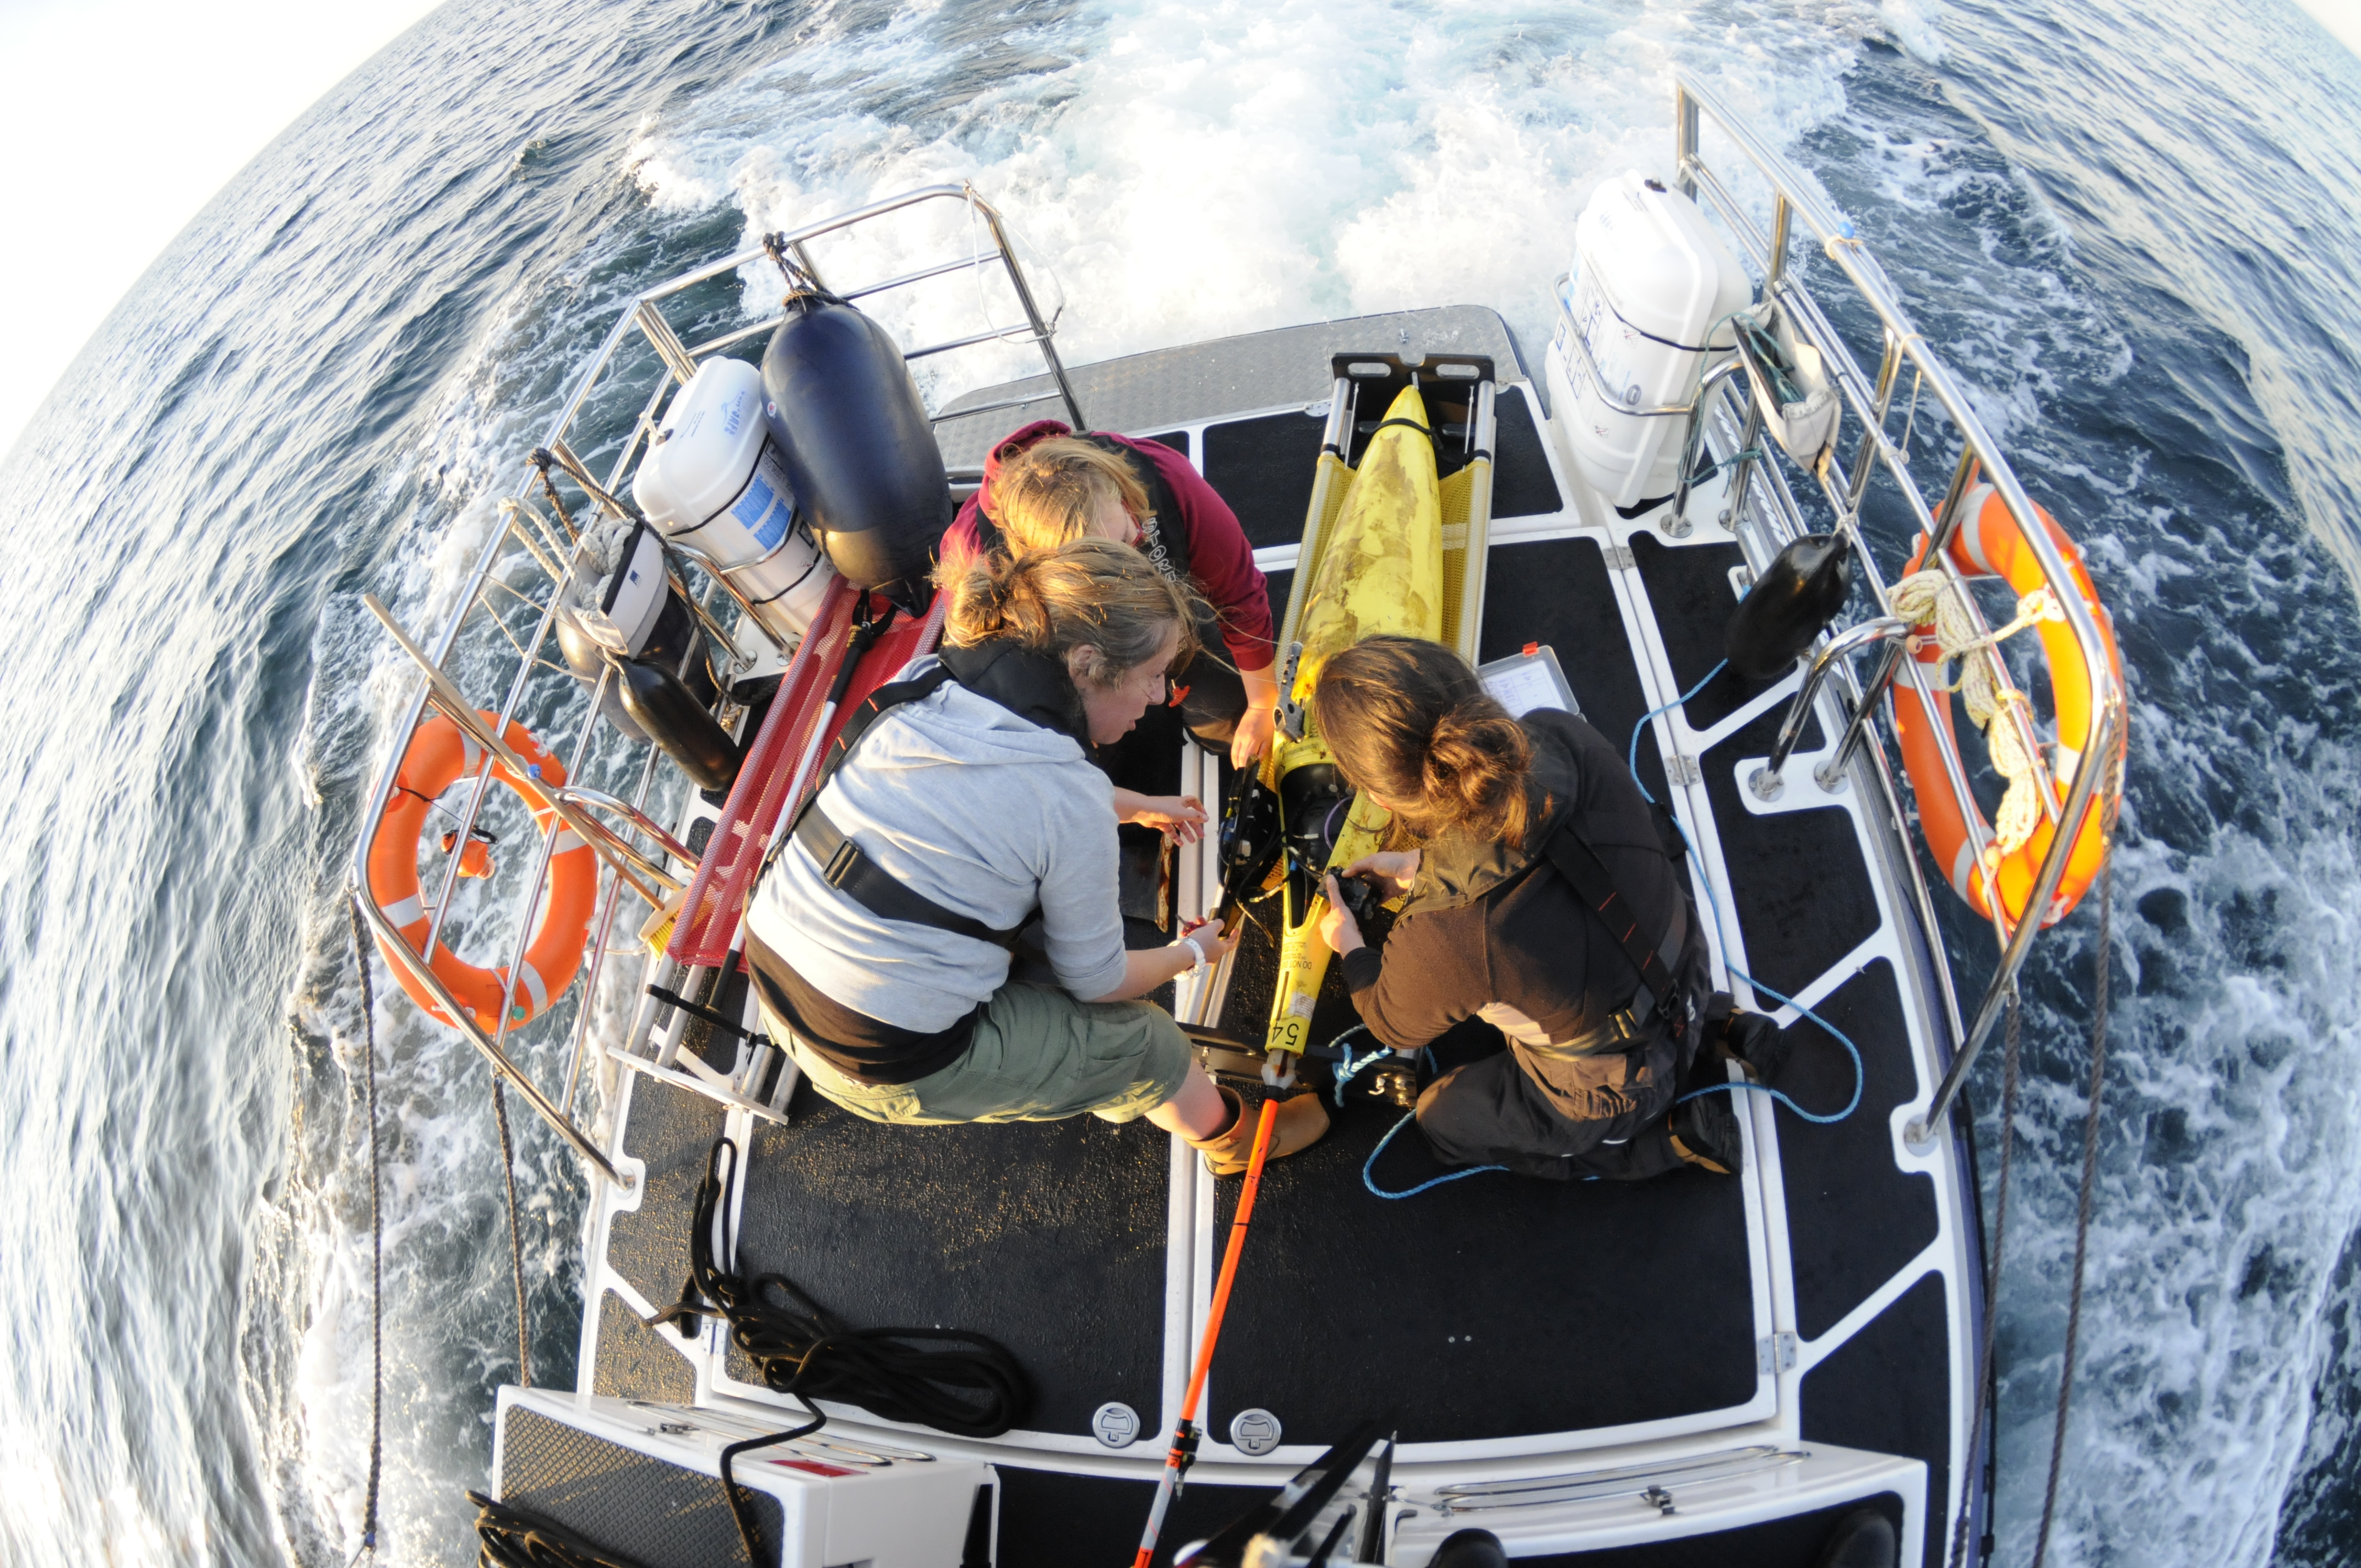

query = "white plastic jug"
[633, 357, 834, 642]
[1548, 172, 1751, 510]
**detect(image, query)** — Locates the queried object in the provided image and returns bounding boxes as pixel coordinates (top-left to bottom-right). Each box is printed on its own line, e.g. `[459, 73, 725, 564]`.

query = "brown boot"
[1668, 1093, 1743, 1175]
[1186, 1086, 1330, 1177]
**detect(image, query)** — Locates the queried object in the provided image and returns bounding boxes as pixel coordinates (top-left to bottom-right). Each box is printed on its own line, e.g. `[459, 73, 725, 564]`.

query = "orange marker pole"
[1132, 1097, 1281, 1568]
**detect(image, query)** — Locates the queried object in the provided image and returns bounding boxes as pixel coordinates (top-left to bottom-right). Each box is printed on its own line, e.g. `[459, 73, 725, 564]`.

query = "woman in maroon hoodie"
[941, 421, 1280, 772]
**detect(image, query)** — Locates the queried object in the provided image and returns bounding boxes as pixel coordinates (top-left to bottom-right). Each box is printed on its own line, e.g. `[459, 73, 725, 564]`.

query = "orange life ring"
[1892, 483, 2125, 929]
[365, 711, 598, 1030]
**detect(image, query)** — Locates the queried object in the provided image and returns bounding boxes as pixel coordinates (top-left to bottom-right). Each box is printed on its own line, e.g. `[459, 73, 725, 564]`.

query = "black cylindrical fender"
[614, 654, 741, 794]
[761, 297, 951, 600]
[1724, 531, 1851, 682]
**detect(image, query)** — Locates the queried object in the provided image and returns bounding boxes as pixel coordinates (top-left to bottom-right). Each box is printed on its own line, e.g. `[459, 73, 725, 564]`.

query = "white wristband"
[1179, 934, 1208, 972]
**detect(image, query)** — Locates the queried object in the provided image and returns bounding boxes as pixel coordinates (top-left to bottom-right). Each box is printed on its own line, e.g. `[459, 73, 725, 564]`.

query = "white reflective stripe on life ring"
[381, 893, 425, 928]
[1948, 836, 1982, 905]
[506, 961, 548, 1020]
[550, 828, 586, 857]
[1955, 486, 2001, 576]
[2053, 743, 2082, 791]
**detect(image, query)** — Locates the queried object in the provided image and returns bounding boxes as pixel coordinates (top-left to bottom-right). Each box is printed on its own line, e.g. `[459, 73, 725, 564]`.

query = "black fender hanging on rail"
[1724, 531, 1852, 682]
[761, 295, 951, 602]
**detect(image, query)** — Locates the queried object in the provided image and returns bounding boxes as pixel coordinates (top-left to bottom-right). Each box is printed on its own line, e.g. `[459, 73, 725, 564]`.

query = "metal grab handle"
[1672, 356, 1754, 526]
[553, 785, 699, 888]
[1747, 618, 1913, 801]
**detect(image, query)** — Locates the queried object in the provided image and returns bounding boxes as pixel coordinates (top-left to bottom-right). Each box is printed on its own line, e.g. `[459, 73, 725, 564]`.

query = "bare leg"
[1146, 1060, 1231, 1139]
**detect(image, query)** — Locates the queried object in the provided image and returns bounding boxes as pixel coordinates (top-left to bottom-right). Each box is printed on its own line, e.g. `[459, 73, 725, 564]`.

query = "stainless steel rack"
[1666, 70, 2128, 1145]
[349, 184, 1081, 1184]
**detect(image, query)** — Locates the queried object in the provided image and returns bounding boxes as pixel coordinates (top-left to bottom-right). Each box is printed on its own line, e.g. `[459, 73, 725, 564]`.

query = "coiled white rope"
[1891, 570, 2062, 857]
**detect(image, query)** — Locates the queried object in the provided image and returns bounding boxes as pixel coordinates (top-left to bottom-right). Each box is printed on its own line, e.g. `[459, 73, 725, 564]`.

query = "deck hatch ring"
[1230, 1408, 1283, 1455]
[1091, 1403, 1140, 1448]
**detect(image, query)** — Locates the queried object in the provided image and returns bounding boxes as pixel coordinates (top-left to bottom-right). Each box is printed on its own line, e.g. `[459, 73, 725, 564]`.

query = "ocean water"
[0, 0, 2356, 1564]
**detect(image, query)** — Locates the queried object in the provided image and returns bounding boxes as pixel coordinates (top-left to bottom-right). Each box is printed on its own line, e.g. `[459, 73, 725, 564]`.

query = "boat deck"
[568, 309, 1977, 1567]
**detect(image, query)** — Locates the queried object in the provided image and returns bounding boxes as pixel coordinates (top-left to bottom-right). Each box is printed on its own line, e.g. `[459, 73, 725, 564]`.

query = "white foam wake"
[621, 0, 1891, 406]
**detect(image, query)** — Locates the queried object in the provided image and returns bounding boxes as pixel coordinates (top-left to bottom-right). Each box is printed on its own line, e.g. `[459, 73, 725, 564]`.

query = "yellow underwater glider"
[1207, 359, 1498, 1084]
[1259, 383, 1445, 1062]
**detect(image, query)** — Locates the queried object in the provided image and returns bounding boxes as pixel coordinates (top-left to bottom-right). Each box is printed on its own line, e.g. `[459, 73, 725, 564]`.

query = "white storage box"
[1548, 172, 1751, 508]
[491, 1387, 995, 1567]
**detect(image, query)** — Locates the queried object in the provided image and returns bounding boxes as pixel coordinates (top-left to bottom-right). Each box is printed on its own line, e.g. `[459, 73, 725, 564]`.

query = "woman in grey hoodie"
[743, 538, 1330, 1175]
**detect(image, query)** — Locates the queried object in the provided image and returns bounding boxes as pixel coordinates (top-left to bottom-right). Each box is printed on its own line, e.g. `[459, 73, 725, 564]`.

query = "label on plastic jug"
[728, 444, 797, 553]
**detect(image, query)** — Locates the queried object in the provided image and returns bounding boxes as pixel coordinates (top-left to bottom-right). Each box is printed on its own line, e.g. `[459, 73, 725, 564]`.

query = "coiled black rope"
[345, 900, 387, 1566]
[469, 1490, 648, 1568]
[2032, 848, 2114, 1568]
[645, 1137, 1031, 1564]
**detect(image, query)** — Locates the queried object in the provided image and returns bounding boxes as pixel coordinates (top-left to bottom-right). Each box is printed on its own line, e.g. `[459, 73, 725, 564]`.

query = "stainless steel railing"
[349, 184, 1083, 1185]
[1668, 71, 2127, 1144]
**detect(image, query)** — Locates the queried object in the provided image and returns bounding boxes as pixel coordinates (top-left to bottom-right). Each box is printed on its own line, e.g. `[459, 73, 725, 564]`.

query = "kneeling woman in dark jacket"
[744, 538, 1328, 1174]
[1311, 635, 1741, 1180]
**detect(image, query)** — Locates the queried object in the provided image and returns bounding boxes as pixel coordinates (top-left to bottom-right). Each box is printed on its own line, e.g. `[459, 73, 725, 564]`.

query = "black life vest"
[975, 434, 1194, 587]
[1075, 433, 1194, 587]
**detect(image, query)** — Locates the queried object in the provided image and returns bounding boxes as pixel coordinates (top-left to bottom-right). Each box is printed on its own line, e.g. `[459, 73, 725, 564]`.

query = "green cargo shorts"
[774, 982, 1193, 1126]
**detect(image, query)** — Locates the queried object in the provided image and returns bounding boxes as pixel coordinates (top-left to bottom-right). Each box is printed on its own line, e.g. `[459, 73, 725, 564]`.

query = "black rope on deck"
[2032, 849, 2115, 1568]
[469, 1490, 651, 1568]
[645, 1137, 1031, 1565]
[346, 900, 388, 1566]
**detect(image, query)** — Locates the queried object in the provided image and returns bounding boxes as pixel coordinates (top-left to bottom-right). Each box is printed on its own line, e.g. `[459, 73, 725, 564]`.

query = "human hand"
[1316, 874, 1365, 954]
[1178, 916, 1240, 968]
[1341, 849, 1420, 899]
[1125, 793, 1209, 844]
[1230, 704, 1277, 770]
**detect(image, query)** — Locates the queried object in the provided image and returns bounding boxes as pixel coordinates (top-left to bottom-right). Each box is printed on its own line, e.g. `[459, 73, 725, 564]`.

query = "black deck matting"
[1775, 961, 1939, 1342]
[1206, 1087, 1755, 1446]
[590, 1290, 698, 1404]
[1204, 410, 1329, 547]
[723, 1099, 1169, 1439]
[1802, 1271, 1952, 1568]
[996, 1467, 1261, 1568]
[501, 1405, 781, 1568]
[1627, 533, 1801, 733]
[1477, 535, 1671, 809]
[1515, 1491, 1905, 1567]
[1492, 385, 1564, 519]
[1697, 705, 1871, 1001]
[605, 1077, 728, 1316]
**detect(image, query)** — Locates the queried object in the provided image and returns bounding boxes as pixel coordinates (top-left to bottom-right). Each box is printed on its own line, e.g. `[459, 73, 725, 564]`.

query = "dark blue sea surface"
[1, 0, 2356, 1562]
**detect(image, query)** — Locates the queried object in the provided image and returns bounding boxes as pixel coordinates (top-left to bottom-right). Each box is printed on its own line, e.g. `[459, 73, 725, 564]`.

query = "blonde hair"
[991, 438, 1153, 556]
[1313, 635, 1536, 846]
[940, 537, 1201, 688]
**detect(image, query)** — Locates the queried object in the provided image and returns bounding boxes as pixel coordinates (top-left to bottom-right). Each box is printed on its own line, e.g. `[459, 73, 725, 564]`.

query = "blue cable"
[1628, 672, 1864, 1125]
[1327, 1026, 1506, 1196]
[1628, 658, 1727, 805]
[1329, 1026, 1384, 1107]
[1363, 1112, 1508, 1200]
